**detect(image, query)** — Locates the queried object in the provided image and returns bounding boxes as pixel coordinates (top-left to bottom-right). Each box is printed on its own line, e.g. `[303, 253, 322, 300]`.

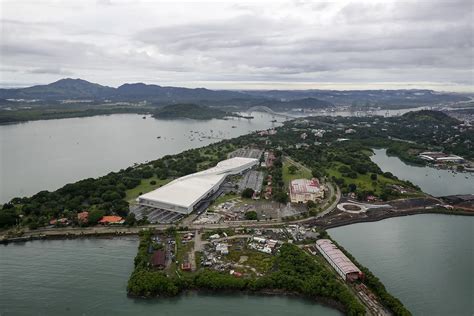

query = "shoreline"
[128, 288, 346, 314]
[2, 208, 471, 245]
[317, 208, 474, 230]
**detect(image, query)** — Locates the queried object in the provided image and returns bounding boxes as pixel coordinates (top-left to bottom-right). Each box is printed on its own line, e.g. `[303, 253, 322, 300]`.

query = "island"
[153, 103, 242, 120]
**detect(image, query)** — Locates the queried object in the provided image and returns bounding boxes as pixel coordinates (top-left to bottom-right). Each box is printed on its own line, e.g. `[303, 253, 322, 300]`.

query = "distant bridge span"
[246, 106, 296, 119]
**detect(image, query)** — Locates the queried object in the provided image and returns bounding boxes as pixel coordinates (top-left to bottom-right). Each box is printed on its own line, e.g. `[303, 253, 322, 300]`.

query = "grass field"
[124, 176, 172, 203]
[325, 161, 421, 197]
[282, 161, 312, 186]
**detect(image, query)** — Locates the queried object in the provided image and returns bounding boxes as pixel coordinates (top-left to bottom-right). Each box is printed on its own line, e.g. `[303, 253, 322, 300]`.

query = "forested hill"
[401, 110, 460, 124]
[0, 78, 252, 103]
[0, 78, 468, 109]
[153, 103, 233, 120]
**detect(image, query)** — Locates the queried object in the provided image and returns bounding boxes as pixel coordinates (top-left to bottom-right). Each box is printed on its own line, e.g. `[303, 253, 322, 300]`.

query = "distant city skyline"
[1, 0, 473, 92]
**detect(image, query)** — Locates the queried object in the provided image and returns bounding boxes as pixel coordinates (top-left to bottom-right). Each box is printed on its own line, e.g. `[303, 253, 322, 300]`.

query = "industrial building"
[316, 239, 363, 282]
[418, 152, 464, 163]
[134, 157, 259, 221]
[289, 178, 324, 203]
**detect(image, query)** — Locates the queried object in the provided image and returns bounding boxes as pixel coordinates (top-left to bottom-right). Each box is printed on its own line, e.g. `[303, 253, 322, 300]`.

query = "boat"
[271, 119, 277, 123]
[157, 136, 161, 139]
[231, 126, 237, 128]
[142, 116, 146, 119]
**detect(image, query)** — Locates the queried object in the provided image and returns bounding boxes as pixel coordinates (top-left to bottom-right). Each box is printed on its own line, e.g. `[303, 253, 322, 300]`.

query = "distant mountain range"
[0, 78, 469, 109]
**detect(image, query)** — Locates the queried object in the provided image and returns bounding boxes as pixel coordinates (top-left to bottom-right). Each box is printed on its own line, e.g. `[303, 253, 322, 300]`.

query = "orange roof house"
[98, 215, 124, 224]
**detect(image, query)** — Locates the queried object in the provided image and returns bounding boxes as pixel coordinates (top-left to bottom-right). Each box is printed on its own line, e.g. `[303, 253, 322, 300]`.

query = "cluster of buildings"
[285, 224, 319, 242]
[315, 239, 363, 282]
[248, 236, 279, 254]
[257, 129, 277, 137]
[261, 151, 276, 168]
[289, 178, 325, 203]
[48, 211, 124, 227]
[418, 151, 464, 163]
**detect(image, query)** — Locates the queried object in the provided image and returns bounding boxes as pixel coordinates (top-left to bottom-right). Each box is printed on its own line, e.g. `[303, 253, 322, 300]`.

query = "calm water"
[0, 238, 341, 316]
[0, 113, 280, 203]
[329, 215, 474, 316]
[371, 148, 474, 196]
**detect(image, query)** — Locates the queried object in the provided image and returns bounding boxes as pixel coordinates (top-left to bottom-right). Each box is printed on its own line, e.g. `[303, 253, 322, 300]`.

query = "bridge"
[246, 106, 296, 119]
[246, 105, 338, 127]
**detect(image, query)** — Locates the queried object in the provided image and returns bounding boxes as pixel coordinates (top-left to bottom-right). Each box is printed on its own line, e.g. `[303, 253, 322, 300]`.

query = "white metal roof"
[316, 239, 361, 275]
[138, 157, 258, 210]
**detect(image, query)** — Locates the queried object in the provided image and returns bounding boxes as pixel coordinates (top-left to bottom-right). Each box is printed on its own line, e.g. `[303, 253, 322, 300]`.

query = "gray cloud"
[0, 0, 472, 91]
[27, 67, 73, 75]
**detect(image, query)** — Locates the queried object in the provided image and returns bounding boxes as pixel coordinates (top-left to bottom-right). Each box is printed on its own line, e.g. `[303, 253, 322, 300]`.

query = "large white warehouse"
[137, 157, 259, 215]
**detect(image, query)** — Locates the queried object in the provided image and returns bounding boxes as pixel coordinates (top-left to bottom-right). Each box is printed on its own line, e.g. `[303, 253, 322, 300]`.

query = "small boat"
[142, 116, 146, 119]
[157, 136, 161, 139]
[232, 126, 237, 128]
[271, 119, 277, 123]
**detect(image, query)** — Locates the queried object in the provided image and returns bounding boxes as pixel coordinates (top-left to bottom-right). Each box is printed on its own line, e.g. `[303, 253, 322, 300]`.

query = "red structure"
[98, 215, 124, 225]
[151, 250, 166, 269]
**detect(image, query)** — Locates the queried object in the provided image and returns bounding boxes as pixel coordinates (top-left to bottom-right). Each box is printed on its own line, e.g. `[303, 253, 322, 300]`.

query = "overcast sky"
[1, 0, 473, 91]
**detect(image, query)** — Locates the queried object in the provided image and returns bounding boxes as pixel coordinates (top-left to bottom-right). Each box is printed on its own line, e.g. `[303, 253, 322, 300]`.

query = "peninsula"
[1, 110, 473, 316]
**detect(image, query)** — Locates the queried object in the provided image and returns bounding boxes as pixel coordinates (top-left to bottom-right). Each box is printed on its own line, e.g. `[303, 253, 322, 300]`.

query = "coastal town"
[1, 1, 473, 314]
[1, 110, 472, 316]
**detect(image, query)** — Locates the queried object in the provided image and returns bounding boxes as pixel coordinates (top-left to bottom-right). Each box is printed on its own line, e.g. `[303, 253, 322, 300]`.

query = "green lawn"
[124, 176, 172, 203]
[325, 161, 421, 197]
[282, 161, 312, 186]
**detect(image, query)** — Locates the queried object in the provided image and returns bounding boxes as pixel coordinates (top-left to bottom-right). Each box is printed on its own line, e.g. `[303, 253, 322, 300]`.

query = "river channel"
[0, 112, 280, 203]
[370, 148, 473, 196]
[329, 215, 473, 316]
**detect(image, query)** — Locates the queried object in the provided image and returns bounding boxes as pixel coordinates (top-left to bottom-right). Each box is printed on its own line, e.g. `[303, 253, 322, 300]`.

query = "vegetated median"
[127, 230, 366, 315]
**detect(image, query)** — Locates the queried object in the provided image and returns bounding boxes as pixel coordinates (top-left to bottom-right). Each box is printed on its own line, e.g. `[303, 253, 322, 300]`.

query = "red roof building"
[289, 178, 324, 203]
[151, 250, 166, 269]
[98, 215, 124, 225]
[181, 262, 192, 271]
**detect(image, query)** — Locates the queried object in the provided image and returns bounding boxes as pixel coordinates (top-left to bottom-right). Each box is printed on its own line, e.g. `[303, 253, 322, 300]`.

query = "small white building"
[216, 243, 229, 255]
